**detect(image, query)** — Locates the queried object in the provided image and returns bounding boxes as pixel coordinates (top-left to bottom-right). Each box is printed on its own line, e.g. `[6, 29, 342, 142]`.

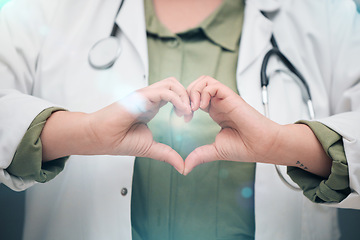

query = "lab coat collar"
[247, 0, 282, 12]
[115, 0, 149, 76]
[113, 0, 281, 80]
[236, 0, 281, 76]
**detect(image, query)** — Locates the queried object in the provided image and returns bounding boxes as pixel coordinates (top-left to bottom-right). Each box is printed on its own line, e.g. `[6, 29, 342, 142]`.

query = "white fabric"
[0, 0, 359, 239]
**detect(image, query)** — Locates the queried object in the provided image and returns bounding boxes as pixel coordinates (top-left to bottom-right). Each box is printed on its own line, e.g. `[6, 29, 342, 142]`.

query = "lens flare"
[117, 92, 148, 115]
[0, 0, 11, 9]
[241, 187, 253, 199]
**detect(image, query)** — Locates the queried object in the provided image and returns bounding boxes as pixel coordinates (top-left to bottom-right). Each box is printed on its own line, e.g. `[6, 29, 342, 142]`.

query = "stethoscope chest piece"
[88, 36, 121, 70]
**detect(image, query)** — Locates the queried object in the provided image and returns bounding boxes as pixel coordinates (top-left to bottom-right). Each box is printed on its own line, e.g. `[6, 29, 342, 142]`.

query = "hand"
[88, 77, 192, 173]
[184, 76, 332, 178]
[41, 78, 192, 174]
[184, 76, 282, 175]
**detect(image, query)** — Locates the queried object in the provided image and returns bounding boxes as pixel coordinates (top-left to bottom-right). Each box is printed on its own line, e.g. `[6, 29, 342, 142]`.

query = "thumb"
[144, 141, 185, 174]
[184, 144, 219, 176]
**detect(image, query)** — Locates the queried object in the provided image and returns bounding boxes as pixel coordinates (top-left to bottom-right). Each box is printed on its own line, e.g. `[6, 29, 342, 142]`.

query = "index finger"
[187, 76, 219, 111]
[153, 77, 192, 115]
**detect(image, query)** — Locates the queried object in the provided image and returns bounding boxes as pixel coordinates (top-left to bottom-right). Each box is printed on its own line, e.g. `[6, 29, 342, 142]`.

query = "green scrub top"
[131, 1, 256, 240]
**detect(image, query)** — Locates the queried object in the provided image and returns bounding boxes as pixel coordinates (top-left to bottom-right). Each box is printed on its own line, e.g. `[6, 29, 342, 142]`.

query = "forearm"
[269, 124, 332, 178]
[40, 111, 95, 161]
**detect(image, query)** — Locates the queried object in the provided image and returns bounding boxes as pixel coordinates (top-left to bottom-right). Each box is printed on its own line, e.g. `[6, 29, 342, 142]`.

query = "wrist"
[271, 124, 332, 177]
[41, 111, 94, 161]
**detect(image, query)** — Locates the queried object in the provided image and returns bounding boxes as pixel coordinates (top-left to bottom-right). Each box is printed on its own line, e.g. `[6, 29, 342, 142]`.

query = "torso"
[131, 1, 255, 239]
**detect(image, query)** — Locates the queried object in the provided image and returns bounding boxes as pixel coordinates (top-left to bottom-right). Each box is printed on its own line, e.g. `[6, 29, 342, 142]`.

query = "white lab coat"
[0, 0, 359, 239]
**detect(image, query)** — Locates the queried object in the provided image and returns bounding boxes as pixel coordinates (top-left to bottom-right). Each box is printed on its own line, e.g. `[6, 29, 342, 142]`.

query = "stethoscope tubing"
[261, 35, 315, 191]
[261, 46, 312, 101]
[88, 0, 125, 70]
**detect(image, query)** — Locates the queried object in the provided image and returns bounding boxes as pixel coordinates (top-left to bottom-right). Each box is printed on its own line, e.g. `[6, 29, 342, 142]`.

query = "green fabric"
[288, 120, 350, 203]
[6, 107, 68, 183]
[131, 1, 255, 240]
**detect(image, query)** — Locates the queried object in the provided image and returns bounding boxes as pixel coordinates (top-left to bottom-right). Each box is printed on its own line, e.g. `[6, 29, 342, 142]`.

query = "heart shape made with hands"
[114, 76, 280, 176]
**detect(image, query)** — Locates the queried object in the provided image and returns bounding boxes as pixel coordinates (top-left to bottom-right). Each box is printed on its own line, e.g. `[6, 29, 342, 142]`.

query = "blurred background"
[1, 0, 360, 239]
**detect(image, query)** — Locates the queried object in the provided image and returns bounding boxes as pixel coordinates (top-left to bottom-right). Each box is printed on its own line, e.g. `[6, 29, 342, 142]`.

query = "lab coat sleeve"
[288, 120, 350, 203]
[6, 107, 68, 183]
[0, 0, 63, 191]
[315, 0, 360, 208]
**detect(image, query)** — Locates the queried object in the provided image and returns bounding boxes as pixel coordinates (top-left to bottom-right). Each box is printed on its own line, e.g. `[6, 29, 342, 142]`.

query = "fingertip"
[200, 100, 209, 110]
[170, 161, 185, 175]
[191, 102, 195, 111]
[183, 155, 198, 176]
[174, 107, 182, 117]
[178, 103, 192, 117]
[184, 113, 193, 123]
[175, 166, 184, 175]
[191, 100, 200, 111]
[185, 103, 192, 114]
[182, 162, 193, 176]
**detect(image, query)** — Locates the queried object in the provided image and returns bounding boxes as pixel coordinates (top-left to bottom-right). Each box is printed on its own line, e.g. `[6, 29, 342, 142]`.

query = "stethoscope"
[88, 0, 125, 70]
[261, 35, 315, 191]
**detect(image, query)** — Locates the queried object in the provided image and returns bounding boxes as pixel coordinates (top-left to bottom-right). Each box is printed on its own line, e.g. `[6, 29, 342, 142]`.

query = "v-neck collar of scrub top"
[144, 0, 245, 52]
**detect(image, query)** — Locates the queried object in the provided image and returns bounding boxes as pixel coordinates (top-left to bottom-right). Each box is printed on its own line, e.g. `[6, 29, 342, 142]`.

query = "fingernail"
[183, 103, 190, 113]
[191, 102, 195, 111]
[184, 115, 191, 123]
[183, 168, 188, 176]
[200, 101, 204, 108]
[187, 106, 192, 114]
[175, 167, 184, 175]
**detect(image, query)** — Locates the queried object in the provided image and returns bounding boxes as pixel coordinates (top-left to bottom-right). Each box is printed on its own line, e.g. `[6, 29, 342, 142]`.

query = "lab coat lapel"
[236, 1, 290, 239]
[237, 0, 278, 76]
[115, 0, 149, 76]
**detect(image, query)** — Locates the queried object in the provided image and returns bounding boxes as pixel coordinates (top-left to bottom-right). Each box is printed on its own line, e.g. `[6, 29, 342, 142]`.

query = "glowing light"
[94, 70, 142, 102]
[170, 111, 186, 128]
[0, 0, 11, 9]
[241, 187, 253, 199]
[117, 92, 148, 115]
[175, 134, 182, 142]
